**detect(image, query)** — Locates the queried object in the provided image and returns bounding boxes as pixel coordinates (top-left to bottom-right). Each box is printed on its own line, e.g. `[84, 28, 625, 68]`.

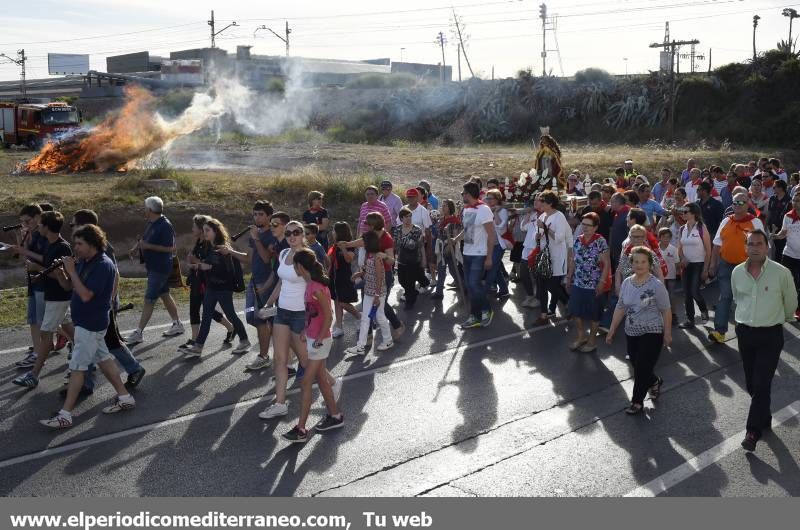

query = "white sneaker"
[344, 345, 367, 356]
[331, 327, 344, 338]
[162, 321, 185, 337]
[124, 329, 144, 345]
[183, 344, 203, 359]
[376, 341, 393, 351]
[332, 376, 343, 403]
[258, 401, 289, 419]
[102, 395, 136, 414]
[245, 355, 271, 371]
[232, 340, 251, 354]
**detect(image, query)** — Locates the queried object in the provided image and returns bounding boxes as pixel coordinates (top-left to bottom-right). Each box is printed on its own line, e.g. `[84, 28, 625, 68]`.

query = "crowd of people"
[6, 154, 800, 452]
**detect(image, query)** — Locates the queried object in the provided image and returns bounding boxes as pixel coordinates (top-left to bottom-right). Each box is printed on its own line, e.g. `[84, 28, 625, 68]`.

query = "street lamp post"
[400, 47, 405, 62]
[624, 57, 628, 77]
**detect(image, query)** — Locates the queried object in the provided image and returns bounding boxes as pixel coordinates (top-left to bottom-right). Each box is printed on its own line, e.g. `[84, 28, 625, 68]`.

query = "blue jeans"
[714, 260, 736, 333]
[435, 256, 461, 294]
[83, 345, 142, 392]
[463, 254, 489, 319]
[197, 289, 247, 345]
[488, 244, 509, 295]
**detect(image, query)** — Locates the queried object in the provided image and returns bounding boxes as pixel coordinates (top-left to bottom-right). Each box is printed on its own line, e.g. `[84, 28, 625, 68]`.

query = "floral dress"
[572, 234, 609, 289]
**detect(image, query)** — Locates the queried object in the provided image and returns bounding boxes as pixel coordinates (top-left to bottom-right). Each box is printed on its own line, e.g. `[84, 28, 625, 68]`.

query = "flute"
[231, 226, 252, 241]
[30, 258, 66, 281]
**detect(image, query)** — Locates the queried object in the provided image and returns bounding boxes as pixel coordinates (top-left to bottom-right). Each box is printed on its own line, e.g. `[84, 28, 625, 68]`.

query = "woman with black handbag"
[180, 215, 235, 352]
[531, 191, 571, 326]
[182, 218, 250, 358]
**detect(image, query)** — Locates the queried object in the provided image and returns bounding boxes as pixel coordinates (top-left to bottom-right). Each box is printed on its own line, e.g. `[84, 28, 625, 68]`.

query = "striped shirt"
[357, 200, 393, 235]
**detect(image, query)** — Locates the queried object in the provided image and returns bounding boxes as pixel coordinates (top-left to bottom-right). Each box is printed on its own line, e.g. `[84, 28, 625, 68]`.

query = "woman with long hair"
[182, 218, 250, 358]
[531, 191, 571, 326]
[328, 221, 360, 338]
[282, 248, 343, 442]
[432, 199, 462, 300]
[607, 246, 672, 415]
[180, 215, 234, 352]
[259, 221, 315, 419]
[345, 231, 394, 355]
[485, 189, 511, 298]
[750, 178, 770, 221]
[676, 202, 711, 328]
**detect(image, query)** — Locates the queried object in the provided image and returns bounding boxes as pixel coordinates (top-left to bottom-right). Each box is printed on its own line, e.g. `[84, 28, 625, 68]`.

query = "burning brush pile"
[22, 86, 223, 174]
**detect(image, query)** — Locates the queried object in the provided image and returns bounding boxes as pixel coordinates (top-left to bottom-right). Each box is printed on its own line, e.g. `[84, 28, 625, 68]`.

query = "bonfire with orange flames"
[23, 85, 220, 174]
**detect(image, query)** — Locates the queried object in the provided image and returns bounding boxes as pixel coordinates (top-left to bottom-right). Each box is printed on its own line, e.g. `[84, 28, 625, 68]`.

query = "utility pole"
[451, 9, 474, 78]
[400, 47, 405, 62]
[208, 10, 238, 49]
[708, 48, 712, 73]
[457, 43, 462, 82]
[436, 32, 447, 82]
[255, 21, 291, 56]
[753, 15, 760, 62]
[679, 43, 705, 74]
[0, 49, 26, 98]
[539, 3, 547, 77]
[650, 37, 699, 141]
[782, 8, 799, 56]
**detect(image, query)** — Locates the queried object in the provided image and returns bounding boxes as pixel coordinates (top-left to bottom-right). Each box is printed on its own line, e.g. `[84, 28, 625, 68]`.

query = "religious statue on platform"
[529, 128, 566, 193]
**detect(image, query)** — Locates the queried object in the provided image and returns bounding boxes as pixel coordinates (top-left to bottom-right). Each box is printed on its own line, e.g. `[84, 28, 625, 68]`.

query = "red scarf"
[464, 200, 486, 209]
[788, 209, 800, 222]
[624, 232, 668, 277]
[579, 233, 603, 246]
[439, 215, 461, 230]
[614, 205, 630, 220]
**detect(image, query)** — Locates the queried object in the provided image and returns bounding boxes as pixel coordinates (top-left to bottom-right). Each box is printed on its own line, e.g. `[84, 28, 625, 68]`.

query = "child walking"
[328, 222, 360, 338]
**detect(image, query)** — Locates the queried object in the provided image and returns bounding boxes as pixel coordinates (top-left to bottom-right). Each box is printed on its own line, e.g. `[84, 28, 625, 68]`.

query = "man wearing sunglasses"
[708, 193, 764, 344]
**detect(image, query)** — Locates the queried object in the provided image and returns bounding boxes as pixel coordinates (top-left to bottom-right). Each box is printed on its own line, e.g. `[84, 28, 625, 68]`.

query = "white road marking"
[625, 399, 800, 497]
[0, 320, 565, 470]
[0, 312, 249, 356]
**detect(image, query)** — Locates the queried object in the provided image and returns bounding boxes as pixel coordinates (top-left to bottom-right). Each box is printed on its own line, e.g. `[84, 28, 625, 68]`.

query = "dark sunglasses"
[286, 229, 303, 237]
[270, 222, 282, 228]
[733, 200, 747, 206]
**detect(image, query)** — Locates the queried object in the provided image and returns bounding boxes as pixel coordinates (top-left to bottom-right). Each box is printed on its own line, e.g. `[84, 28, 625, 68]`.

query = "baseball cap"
[418, 180, 431, 192]
[405, 188, 419, 197]
[380, 180, 392, 189]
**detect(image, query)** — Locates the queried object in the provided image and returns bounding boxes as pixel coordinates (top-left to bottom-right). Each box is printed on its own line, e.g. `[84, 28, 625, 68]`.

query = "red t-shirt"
[378, 231, 394, 272]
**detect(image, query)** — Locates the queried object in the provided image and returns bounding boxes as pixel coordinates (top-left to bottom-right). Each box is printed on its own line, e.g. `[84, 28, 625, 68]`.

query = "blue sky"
[0, 0, 795, 81]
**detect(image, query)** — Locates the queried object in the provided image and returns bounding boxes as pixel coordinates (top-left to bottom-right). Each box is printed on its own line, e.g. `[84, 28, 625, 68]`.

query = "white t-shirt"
[781, 214, 800, 260]
[521, 213, 539, 260]
[684, 181, 699, 203]
[494, 208, 511, 250]
[404, 204, 432, 232]
[533, 210, 571, 276]
[462, 203, 494, 256]
[661, 243, 679, 280]
[679, 223, 707, 263]
[277, 248, 307, 311]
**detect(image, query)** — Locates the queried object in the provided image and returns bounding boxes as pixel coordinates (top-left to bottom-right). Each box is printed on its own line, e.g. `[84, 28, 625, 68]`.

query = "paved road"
[1, 279, 799, 497]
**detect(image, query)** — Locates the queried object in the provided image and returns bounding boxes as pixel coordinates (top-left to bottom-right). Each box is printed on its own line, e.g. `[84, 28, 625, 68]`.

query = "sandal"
[569, 339, 587, 351]
[648, 376, 664, 400]
[625, 402, 643, 415]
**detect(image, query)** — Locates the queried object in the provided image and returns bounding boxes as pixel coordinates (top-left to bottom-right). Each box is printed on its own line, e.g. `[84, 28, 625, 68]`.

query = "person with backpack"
[182, 218, 250, 358]
[677, 203, 711, 328]
[530, 191, 571, 326]
[179, 215, 236, 352]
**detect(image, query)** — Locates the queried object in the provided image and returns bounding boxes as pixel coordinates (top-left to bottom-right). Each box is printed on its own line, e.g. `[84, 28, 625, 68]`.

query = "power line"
[0, 22, 204, 46]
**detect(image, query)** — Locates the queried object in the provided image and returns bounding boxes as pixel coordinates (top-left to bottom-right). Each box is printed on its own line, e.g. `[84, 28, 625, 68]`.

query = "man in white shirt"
[451, 181, 495, 329]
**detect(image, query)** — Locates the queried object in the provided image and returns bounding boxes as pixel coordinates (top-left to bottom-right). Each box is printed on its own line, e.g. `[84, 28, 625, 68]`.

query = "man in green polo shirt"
[731, 229, 797, 452]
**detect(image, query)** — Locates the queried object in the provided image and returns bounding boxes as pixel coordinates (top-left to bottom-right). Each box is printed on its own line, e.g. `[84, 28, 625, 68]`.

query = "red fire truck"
[0, 100, 81, 149]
